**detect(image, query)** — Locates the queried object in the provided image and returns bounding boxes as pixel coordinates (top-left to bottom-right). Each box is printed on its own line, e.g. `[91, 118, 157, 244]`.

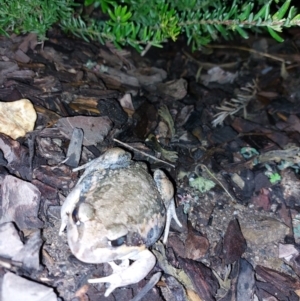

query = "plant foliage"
[0, 0, 75, 39]
[1, 0, 300, 51]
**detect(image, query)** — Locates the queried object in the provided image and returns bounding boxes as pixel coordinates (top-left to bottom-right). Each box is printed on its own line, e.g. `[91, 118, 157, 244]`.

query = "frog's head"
[66, 204, 152, 263]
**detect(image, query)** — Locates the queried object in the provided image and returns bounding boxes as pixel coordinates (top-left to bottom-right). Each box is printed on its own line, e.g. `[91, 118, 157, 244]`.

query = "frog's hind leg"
[163, 198, 182, 244]
[88, 249, 156, 296]
[153, 169, 182, 244]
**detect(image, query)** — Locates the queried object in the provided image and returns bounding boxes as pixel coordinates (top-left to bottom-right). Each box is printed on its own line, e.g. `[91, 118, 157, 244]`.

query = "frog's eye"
[72, 207, 80, 225]
[110, 235, 126, 247]
[72, 203, 94, 225]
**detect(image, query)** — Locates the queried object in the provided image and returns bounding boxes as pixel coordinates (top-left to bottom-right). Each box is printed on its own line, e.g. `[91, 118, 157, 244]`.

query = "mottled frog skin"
[59, 148, 181, 296]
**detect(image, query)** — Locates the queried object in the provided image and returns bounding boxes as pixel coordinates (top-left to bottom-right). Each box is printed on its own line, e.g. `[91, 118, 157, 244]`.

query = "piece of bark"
[95, 65, 140, 92]
[31, 179, 58, 201]
[0, 133, 31, 180]
[236, 259, 255, 301]
[36, 137, 65, 163]
[33, 164, 77, 191]
[185, 227, 209, 260]
[160, 275, 188, 301]
[97, 98, 128, 127]
[256, 280, 298, 301]
[64, 128, 83, 167]
[56, 116, 113, 146]
[256, 265, 300, 291]
[127, 67, 167, 86]
[33, 75, 62, 93]
[156, 79, 187, 100]
[13, 49, 30, 63]
[178, 257, 218, 301]
[0, 61, 19, 84]
[223, 219, 247, 265]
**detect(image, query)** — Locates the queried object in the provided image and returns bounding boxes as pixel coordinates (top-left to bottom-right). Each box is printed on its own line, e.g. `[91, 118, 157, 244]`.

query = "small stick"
[199, 164, 235, 202]
[113, 138, 176, 168]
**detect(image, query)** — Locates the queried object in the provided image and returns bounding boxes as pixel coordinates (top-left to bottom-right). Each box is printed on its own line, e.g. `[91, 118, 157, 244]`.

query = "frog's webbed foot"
[88, 249, 156, 297]
[153, 170, 182, 244]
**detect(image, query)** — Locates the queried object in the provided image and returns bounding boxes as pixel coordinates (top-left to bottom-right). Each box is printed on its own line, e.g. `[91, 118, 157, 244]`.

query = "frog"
[59, 147, 182, 297]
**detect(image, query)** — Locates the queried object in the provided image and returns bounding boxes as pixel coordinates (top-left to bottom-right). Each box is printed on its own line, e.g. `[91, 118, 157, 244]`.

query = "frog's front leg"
[88, 249, 156, 296]
[153, 169, 182, 243]
[59, 186, 82, 235]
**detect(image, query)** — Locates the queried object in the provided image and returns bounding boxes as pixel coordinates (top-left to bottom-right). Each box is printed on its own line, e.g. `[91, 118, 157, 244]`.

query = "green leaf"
[142, 26, 148, 40]
[253, 1, 270, 21]
[268, 172, 281, 184]
[248, 12, 254, 22]
[84, 0, 95, 6]
[0, 28, 9, 37]
[100, 0, 109, 12]
[115, 5, 122, 17]
[215, 24, 228, 39]
[121, 5, 128, 16]
[121, 11, 132, 22]
[189, 176, 215, 193]
[291, 14, 300, 25]
[235, 26, 249, 39]
[287, 6, 297, 19]
[107, 8, 117, 22]
[272, 0, 291, 21]
[113, 40, 121, 49]
[239, 2, 253, 21]
[150, 42, 163, 48]
[206, 24, 217, 39]
[267, 27, 284, 42]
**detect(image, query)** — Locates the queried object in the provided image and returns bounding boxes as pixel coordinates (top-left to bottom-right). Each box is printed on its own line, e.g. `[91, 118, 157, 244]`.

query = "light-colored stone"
[0, 99, 37, 139]
[0, 175, 42, 230]
[2, 272, 57, 301]
[0, 222, 23, 258]
[240, 215, 289, 245]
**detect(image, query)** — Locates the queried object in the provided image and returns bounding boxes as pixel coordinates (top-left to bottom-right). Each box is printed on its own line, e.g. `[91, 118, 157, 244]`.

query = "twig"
[182, 49, 239, 69]
[113, 138, 176, 168]
[206, 44, 287, 63]
[198, 164, 235, 202]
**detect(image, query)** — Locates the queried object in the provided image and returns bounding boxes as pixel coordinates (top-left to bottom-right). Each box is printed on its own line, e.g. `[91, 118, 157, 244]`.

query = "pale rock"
[240, 216, 289, 245]
[0, 222, 24, 258]
[1, 272, 57, 301]
[12, 230, 42, 270]
[0, 175, 43, 229]
[0, 99, 37, 139]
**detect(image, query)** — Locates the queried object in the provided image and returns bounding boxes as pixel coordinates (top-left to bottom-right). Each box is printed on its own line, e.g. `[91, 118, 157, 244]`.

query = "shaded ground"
[1, 28, 300, 300]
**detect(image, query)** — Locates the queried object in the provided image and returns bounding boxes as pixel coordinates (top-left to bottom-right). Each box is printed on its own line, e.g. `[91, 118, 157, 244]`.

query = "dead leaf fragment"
[223, 219, 247, 265]
[0, 99, 37, 139]
[185, 229, 209, 260]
